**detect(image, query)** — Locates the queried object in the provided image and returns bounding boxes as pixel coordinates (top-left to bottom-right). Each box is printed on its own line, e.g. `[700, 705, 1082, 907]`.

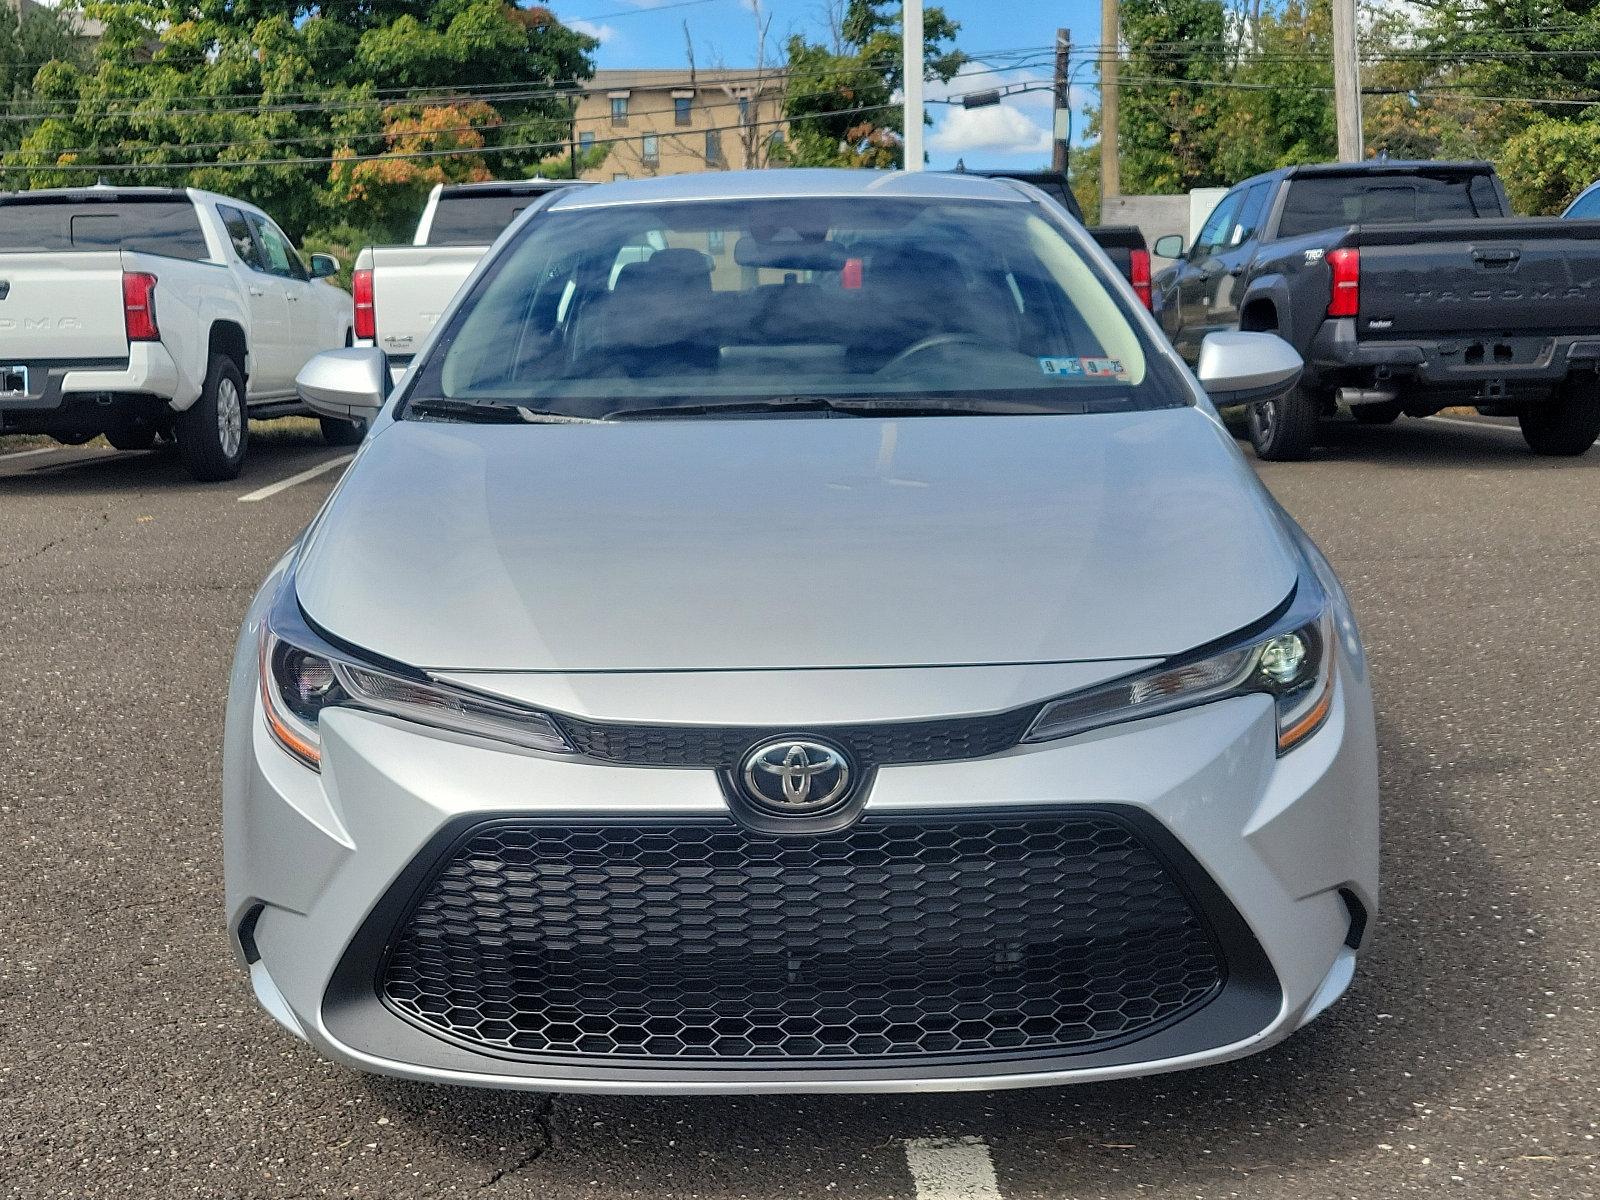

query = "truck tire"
[1247, 386, 1320, 461]
[1520, 379, 1600, 455]
[177, 354, 249, 481]
[1351, 401, 1402, 425]
[319, 416, 366, 446]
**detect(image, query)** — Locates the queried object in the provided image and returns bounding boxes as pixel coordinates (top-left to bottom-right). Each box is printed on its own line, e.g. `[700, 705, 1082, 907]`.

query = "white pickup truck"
[353, 179, 582, 376]
[0, 186, 352, 480]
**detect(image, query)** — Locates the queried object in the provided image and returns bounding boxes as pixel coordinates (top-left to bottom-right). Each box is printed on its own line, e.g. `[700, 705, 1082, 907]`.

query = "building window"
[578, 130, 595, 150]
[642, 134, 659, 166]
[610, 95, 628, 125]
[612, 173, 629, 182]
[737, 96, 750, 125]
[768, 129, 785, 148]
[674, 96, 692, 126]
[705, 130, 722, 164]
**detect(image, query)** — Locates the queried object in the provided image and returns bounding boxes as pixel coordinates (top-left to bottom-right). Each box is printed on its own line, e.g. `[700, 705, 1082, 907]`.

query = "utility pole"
[902, 0, 924, 170]
[1051, 28, 1070, 174]
[1099, 0, 1120, 199]
[1332, 0, 1363, 161]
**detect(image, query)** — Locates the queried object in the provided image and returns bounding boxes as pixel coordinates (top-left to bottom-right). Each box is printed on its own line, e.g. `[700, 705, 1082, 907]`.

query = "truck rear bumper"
[0, 342, 191, 418]
[1308, 318, 1600, 396]
[0, 344, 193, 436]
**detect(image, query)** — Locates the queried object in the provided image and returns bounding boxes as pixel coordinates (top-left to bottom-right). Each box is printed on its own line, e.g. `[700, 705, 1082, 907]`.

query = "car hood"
[295, 410, 1301, 672]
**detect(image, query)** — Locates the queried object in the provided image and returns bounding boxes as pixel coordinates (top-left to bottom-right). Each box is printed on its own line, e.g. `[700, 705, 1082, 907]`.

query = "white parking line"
[905, 1137, 1003, 1200]
[1428, 416, 1521, 434]
[0, 446, 68, 463]
[237, 453, 354, 503]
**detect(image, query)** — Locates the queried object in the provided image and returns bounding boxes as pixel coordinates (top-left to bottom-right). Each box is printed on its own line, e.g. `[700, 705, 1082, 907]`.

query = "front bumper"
[1308, 317, 1600, 398]
[223, 614, 1379, 1095]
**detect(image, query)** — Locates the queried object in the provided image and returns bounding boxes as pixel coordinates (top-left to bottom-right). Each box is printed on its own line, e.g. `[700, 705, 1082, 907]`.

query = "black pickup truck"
[1153, 160, 1600, 459]
[952, 167, 1152, 308]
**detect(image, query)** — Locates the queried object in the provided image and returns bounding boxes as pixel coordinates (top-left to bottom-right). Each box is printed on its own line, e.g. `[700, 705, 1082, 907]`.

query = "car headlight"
[1023, 588, 1336, 755]
[257, 585, 572, 770]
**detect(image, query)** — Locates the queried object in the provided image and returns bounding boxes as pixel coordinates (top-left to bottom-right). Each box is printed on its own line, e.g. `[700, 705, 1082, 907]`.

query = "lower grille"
[378, 815, 1228, 1064]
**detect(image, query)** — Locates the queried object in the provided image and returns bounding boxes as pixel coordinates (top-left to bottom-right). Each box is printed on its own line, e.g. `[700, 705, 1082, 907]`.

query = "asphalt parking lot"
[3, 415, 1597, 1200]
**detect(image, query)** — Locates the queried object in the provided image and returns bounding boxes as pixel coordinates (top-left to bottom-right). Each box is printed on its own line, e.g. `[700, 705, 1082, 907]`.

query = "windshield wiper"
[603, 395, 1067, 420]
[408, 398, 608, 424]
[604, 397, 868, 420]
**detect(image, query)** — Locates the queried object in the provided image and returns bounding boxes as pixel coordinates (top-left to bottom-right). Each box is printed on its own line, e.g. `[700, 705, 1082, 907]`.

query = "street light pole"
[902, 0, 924, 170]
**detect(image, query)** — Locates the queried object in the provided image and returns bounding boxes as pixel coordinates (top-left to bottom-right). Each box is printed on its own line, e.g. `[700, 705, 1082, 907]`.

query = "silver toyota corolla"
[224, 169, 1378, 1094]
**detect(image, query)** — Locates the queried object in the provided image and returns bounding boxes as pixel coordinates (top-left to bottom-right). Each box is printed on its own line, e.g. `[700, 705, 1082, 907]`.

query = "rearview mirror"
[1197, 331, 1302, 407]
[297, 347, 389, 423]
[309, 252, 340, 279]
[1153, 234, 1185, 259]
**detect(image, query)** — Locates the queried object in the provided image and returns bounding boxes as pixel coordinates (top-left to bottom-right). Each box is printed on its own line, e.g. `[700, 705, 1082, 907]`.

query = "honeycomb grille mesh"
[553, 709, 1033, 768]
[380, 816, 1226, 1063]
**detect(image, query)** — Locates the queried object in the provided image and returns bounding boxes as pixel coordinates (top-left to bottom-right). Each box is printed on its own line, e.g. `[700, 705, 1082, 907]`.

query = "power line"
[5, 64, 1005, 160]
[0, 52, 1049, 123]
[0, 98, 903, 175]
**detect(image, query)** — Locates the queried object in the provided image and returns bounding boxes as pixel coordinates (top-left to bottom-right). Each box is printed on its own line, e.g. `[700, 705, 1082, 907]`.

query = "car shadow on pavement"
[354, 717, 1550, 1197]
[1267, 417, 1600, 473]
[0, 422, 333, 495]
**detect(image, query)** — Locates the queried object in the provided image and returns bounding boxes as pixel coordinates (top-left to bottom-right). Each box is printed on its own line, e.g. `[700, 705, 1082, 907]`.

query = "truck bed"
[359, 244, 486, 362]
[1346, 217, 1600, 337]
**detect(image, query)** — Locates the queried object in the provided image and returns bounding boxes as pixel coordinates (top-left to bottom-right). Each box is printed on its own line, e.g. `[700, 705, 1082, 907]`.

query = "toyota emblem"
[739, 739, 853, 813]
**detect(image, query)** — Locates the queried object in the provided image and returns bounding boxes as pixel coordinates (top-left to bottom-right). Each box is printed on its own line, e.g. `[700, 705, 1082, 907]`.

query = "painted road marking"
[1428, 416, 1521, 434]
[238, 453, 354, 503]
[905, 1137, 1002, 1200]
[0, 446, 71, 463]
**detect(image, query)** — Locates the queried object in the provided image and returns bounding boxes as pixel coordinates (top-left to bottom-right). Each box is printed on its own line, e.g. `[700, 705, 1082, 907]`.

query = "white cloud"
[569, 18, 618, 43]
[928, 104, 1053, 157]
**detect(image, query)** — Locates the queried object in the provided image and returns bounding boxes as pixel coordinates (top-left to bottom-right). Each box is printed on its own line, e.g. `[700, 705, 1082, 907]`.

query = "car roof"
[438, 179, 589, 198]
[1229, 159, 1496, 190]
[0, 184, 192, 203]
[547, 168, 1030, 210]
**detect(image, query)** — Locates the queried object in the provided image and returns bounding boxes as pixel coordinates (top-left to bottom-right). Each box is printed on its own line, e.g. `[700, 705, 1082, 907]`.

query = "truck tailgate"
[0, 251, 130, 361]
[1353, 218, 1600, 336]
[368, 244, 486, 358]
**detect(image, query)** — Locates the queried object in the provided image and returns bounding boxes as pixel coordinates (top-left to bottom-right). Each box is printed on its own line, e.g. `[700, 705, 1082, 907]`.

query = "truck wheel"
[177, 354, 249, 481]
[319, 416, 366, 446]
[1351, 401, 1402, 425]
[1519, 380, 1600, 455]
[1247, 386, 1320, 461]
[106, 426, 157, 451]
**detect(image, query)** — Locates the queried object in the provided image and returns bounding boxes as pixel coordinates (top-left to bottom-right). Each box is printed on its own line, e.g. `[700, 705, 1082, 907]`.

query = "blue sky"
[553, 0, 1099, 170]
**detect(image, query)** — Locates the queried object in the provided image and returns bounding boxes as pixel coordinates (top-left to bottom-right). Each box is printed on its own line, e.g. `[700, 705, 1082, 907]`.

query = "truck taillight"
[1327, 248, 1359, 318]
[352, 268, 375, 341]
[1128, 249, 1152, 309]
[123, 271, 159, 341]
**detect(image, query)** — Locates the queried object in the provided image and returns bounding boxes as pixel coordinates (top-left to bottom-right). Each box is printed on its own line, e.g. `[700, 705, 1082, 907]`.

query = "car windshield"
[405, 194, 1180, 421]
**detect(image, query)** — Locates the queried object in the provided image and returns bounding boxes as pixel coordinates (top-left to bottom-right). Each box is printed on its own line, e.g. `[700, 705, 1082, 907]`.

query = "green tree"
[1499, 116, 1600, 213]
[1116, 0, 1229, 193]
[780, 0, 966, 168]
[0, 3, 88, 152]
[10, 2, 595, 239]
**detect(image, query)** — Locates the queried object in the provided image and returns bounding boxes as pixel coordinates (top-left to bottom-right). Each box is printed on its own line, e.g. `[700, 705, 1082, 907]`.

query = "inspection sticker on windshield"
[1081, 356, 1129, 380]
[1038, 356, 1083, 376]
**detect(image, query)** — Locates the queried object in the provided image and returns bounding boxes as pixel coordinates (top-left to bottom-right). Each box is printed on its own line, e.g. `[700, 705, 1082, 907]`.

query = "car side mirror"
[1197, 331, 1302, 407]
[1153, 234, 1185, 259]
[297, 347, 389, 422]
[309, 253, 340, 279]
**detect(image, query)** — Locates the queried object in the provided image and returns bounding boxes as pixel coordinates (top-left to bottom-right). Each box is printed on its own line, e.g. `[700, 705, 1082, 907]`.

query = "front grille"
[379, 815, 1227, 1064]
[553, 708, 1034, 768]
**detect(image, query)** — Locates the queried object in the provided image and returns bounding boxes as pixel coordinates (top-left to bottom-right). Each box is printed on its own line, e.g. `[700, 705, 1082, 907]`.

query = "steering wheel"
[880, 332, 991, 372]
